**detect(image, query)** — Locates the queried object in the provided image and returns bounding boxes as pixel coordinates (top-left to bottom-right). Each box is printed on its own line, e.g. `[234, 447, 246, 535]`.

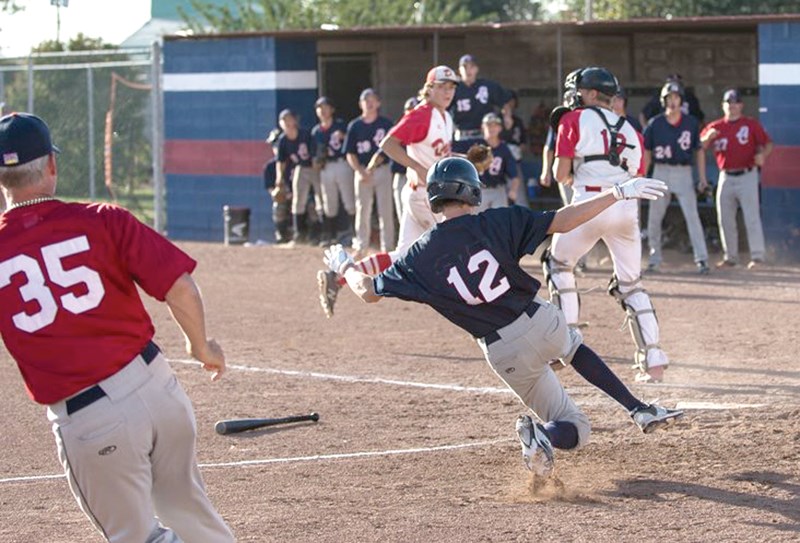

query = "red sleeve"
[98, 205, 197, 301]
[555, 110, 581, 158]
[636, 130, 646, 176]
[752, 119, 771, 146]
[700, 120, 719, 141]
[387, 105, 432, 145]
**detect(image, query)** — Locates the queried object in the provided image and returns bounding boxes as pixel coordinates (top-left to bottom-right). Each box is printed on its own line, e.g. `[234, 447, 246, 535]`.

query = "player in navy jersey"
[644, 81, 709, 273]
[640, 73, 705, 128]
[264, 128, 292, 243]
[451, 54, 512, 141]
[313, 97, 354, 246]
[323, 157, 682, 476]
[452, 112, 519, 211]
[344, 89, 396, 257]
[275, 109, 319, 244]
[612, 86, 643, 133]
[500, 91, 529, 206]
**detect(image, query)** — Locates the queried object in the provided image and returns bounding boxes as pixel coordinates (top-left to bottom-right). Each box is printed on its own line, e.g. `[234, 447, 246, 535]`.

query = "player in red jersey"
[317, 65, 459, 317]
[0, 113, 234, 542]
[701, 88, 772, 269]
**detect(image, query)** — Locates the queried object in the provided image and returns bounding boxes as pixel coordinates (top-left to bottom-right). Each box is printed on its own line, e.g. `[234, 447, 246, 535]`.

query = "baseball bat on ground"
[214, 412, 320, 435]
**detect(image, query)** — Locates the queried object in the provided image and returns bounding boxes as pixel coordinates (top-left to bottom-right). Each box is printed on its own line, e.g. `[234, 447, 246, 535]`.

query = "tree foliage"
[565, 0, 800, 20]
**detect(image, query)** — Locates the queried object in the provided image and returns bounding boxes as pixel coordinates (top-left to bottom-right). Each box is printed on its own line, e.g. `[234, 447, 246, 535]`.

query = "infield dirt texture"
[1, 243, 798, 542]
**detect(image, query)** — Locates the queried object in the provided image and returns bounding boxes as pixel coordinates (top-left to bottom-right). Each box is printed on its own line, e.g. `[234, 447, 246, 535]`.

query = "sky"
[0, 0, 152, 58]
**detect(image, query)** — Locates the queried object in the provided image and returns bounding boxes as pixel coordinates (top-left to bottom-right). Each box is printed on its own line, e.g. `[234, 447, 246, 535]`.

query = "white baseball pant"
[715, 168, 765, 262]
[319, 159, 355, 218]
[354, 164, 394, 252]
[648, 163, 708, 265]
[291, 166, 322, 216]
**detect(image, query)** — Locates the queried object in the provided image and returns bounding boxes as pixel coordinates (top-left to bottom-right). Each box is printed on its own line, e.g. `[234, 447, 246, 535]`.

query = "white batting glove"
[613, 177, 668, 201]
[323, 244, 355, 276]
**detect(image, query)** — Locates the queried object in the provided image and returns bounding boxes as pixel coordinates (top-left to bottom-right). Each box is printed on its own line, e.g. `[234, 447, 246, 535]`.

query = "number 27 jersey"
[0, 201, 196, 404]
[374, 206, 555, 338]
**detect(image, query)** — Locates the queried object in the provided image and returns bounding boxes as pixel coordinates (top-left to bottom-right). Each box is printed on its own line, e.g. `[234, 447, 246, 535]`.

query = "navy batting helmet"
[660, 81, 684, 108]
[574, 67, 619, 97]
[427, 157, 483, 212]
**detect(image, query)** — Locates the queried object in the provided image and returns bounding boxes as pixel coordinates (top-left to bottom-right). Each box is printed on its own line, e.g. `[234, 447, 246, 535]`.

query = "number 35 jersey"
[374, 206, 555, 338]
[0, 201, 196, 404]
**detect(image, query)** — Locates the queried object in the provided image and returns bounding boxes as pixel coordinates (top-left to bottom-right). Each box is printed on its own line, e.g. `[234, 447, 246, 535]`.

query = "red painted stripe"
[165, 140, 274, 177]
[761, 145, 800, 189]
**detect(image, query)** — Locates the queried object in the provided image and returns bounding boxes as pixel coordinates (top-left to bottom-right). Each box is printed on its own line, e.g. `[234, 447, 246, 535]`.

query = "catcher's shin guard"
[607, 275, 668, 372]
[541, 249, 581, 326]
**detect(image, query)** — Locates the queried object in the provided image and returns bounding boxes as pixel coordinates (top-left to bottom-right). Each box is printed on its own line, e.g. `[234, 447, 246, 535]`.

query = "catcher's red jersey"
[700, 116, 770, 170]
[0, 201, 195, 404]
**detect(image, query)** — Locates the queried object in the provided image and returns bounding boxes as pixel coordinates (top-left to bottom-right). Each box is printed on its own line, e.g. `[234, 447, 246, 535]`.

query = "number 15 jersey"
[0, 201, 195, 404]
[374, 206, 555, 338]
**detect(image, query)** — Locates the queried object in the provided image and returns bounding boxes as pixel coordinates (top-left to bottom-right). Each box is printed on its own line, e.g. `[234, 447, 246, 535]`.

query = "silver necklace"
[8, 196, 57, 210]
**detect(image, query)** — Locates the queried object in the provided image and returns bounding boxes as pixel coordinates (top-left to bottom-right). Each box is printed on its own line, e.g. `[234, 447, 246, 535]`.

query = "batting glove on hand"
[323, 244, 355, 276]
[613, 177, 668, 201]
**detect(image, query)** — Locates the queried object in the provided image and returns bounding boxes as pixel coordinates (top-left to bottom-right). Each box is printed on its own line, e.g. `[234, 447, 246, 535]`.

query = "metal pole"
[150, 41, 165, 233]
[556, 27, 563, 103]
[87, 66, 96, 201]
[433, 30, 439, 66]
[27, 56, 34, 112]
[585, 0, 593, 21]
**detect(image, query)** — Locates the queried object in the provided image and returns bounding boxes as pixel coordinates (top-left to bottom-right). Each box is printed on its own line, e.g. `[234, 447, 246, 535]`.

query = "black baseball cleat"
[317, 270, 340, 318]
[696, 261, 710, 275]
[630, 403, 684, 434]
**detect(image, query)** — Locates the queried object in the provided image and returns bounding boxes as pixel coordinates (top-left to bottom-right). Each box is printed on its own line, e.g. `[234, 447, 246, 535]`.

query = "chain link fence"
[0, 47, 162, 229]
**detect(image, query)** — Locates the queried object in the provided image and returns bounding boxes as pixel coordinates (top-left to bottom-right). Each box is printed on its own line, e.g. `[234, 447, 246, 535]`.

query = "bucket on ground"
[223, 206, 251, 245]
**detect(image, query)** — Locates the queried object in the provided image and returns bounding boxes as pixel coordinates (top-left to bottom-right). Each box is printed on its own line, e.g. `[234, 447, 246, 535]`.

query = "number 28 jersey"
[0, 201, 196, 404]
[374, 207, 555, 338]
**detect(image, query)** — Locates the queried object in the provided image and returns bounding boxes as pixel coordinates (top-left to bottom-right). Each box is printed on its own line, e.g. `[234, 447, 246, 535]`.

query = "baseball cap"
[723, 88, 742, 103]
[426, 65, 460, 85]
[315, 96, 333, 108]
[615, 86, 628, 100]
[482, 112, 502, 125]
[278, 108, 295, 120]
[359, 88, 378, 102]
[404, 97, 420, 111]
[459, 54, 477, 66]
[0, 112, 60, 167]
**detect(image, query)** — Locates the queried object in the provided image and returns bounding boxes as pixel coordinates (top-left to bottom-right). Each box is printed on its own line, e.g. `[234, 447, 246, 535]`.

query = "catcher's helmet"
[427, 157, 483, 210]
[660, 81, 684, 108]
[574, 67, 619, 97]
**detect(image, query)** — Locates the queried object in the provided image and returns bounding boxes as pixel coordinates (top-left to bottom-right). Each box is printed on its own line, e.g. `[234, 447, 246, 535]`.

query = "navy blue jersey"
[344, 115, 394, 166]
[263, 159, 277, 190]
[374, 207, 556, 338]
[643, 113, 700, 165]
[450, 78, 512, 132]
[544, 126, 556, 150]
[641, 89, 704, 124]
[501, 115, 527, 146]
[453, 138, 517, 188]
[277, 129, 316, 168]
[312, 118, 348, 160]
[391, 157, 407, 175]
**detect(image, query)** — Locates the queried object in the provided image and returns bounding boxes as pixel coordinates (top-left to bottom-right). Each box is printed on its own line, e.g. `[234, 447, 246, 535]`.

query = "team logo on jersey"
[489, 156, 503, 176]
[431, 138, 451, 157]
[2, 152, 19, 165]
[298, 143, 310, 161]
[736, 126, 750, 145]
[476, 86, 489, 104]
[678, 130, 692, 151]
[373, 128, 386, 147]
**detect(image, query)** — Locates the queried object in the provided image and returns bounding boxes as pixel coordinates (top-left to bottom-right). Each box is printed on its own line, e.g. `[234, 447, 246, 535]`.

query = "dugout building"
[161, 15, 800, 261]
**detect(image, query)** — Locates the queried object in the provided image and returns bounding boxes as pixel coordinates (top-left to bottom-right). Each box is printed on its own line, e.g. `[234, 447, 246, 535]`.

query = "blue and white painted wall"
[163, 37, 317, 241]
[758, 22, 800, 260]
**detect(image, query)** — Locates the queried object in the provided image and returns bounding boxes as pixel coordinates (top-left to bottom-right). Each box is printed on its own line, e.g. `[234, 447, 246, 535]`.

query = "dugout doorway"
[318, 55, 374, 121]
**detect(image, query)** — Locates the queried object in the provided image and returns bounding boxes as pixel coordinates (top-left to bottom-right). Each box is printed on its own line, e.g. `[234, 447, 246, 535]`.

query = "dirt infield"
[1, 242, 798, 542]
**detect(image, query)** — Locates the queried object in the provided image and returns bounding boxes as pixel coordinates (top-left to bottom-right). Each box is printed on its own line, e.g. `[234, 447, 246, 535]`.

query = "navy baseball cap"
[278, 108, 295, 120]
[359, 88, 378, 102]
[0, 112, 60, 167]
[723, 89, 742, 103]
[459, 54, 477, 66]
[315, 96, 333, 108]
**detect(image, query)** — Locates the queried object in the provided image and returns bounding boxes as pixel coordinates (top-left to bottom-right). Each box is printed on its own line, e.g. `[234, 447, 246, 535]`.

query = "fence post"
[27, 55, 34, 113]
[87, 66, 96, 201]
[151, 41, 165, 233]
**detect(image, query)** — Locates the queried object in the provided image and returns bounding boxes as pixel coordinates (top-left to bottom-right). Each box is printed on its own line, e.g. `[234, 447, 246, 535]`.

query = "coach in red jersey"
[0, 113, 234, 541]
[701, 89, 772, 269]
